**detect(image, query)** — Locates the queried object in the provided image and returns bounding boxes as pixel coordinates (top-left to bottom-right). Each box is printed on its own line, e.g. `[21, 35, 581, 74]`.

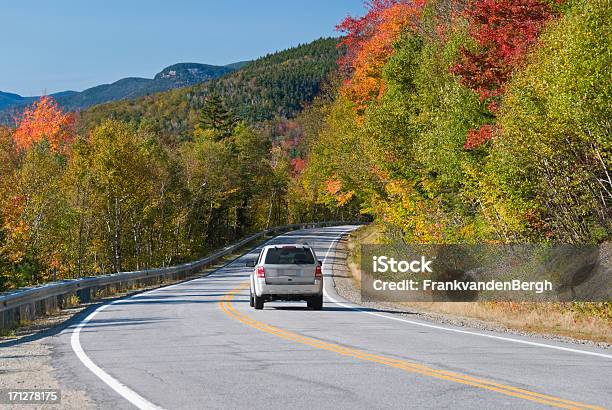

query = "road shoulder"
[0, 338, 94, 409]
[329, 230, 611, 349]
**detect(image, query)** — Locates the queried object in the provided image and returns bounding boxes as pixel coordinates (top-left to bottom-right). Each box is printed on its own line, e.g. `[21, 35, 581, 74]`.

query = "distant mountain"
[0, 91, 31, 110]
[80, 38, 342, 140]
[224, 61, 250, 70]
[0, 62, 245, 123]
[0, 90, 77, 111]
[153, 63, 235, 88]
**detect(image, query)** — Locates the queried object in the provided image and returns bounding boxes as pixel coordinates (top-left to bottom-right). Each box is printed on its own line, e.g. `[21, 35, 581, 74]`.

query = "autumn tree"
[180, 135, 239, 250]
[12, 96, 76, 153]
[336, 0, 426, 113]
[68, 120, 181, 273]
[0, 97, 77, 289]
[487, 0, 612, 242]
[0, 128, 18, 289]
[450, 0, 555, 149]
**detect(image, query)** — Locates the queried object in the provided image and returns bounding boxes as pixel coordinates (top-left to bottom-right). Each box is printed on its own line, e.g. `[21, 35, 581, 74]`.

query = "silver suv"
[246, 244, 323, 310]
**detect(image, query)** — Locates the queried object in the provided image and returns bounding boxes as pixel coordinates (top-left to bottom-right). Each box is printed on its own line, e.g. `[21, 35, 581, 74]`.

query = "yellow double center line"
[219, 282, 604, 410]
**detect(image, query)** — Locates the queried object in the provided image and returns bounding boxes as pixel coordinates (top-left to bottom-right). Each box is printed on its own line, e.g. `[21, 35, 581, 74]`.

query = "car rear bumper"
[254, 279, 323, 297]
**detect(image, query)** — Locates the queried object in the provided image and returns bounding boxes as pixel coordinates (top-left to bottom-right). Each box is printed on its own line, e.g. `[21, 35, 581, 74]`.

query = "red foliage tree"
[451, 0, 556, 149]
[451, 0, 555, 102]
[12, 96, 76, 153]
[452, 0, 556, 102]
[464, 124, 496, 150]
[290, 158, 306, 174]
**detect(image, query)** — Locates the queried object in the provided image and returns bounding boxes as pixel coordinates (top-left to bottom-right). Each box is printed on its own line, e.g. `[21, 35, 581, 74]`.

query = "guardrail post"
[1, 309, 14, 331]
[77, 287, 91, 303]
[5, 308, 18, 331]
[43, 296, 58, 315]
[58, 292, 77, 309]
[18, 302, 35, 325]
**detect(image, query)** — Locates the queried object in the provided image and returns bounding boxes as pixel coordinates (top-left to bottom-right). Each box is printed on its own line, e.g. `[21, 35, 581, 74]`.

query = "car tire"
[254, 294, 264, 310]
[310, 294, 323, 310]
[249, 291, 254, 307]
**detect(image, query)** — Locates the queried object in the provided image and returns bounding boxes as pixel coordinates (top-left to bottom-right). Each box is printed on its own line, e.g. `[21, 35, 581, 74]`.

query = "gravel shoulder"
[0, 337, 94, 409]
[330, 234, 612, 350]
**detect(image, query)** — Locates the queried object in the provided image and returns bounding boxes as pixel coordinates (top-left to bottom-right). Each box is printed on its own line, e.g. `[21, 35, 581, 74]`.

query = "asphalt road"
[50, 226, 611, 409]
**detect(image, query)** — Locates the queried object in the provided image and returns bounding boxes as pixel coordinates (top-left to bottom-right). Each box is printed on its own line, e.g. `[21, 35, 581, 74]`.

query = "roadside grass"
[345, 225, 612, 344]
[0, 328, 16, 338]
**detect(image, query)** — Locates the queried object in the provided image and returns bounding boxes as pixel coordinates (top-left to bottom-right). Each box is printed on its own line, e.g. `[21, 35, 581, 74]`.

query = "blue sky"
[2, 0, 365, 96]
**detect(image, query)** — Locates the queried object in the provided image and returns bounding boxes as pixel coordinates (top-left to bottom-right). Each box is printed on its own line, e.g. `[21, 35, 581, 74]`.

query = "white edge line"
[322, 229, 612, 360]
[70, 298, 166, 410]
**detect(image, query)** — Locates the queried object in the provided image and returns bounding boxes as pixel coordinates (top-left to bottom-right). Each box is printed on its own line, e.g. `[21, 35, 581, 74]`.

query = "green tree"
[195, 94, 238, 140]
[180, 136, 239, 250]
[232, 123, 276, 231]
[487, 0, 612, 243]
[68, 120, 188, 273]
[0, 141, 72, 285]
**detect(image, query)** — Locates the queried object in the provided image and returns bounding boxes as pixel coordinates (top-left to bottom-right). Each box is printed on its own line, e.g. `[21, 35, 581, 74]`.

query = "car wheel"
[310, 295, 323, 311]
[254, 294, 264, 310]
[249, 291, 254, 307]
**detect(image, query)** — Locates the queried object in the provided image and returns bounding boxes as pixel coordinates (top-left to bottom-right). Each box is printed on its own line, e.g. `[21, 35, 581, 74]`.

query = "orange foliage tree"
[337, 0, 426, 113]
[12, 96, 76, 153]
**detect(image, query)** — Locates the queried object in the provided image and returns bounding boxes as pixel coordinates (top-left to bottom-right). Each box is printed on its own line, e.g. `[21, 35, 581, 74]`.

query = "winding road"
[49, 226, 611, 409]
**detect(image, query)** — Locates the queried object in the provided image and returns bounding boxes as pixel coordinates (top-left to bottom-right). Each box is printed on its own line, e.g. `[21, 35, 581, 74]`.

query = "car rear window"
[265, 247, 315, 265]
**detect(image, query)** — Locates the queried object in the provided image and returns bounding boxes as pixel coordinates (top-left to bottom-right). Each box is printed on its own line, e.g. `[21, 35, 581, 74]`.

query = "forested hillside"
[0, 98, 328, 290]
[80, 38, 342, 141]
[298, 0, 611, 244]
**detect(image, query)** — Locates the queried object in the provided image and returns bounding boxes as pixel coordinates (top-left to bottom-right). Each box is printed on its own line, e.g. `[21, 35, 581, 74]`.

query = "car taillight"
[315, 265, 322, 279]
[256, 266, 266, 278]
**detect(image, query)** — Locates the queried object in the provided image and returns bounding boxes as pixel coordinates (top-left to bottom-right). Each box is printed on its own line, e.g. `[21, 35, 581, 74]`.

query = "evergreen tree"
[197, 94, 237, 140]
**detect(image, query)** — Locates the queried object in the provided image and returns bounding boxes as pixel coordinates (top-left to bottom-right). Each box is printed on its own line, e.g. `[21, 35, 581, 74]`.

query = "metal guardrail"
[0, 221, 361, 330]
